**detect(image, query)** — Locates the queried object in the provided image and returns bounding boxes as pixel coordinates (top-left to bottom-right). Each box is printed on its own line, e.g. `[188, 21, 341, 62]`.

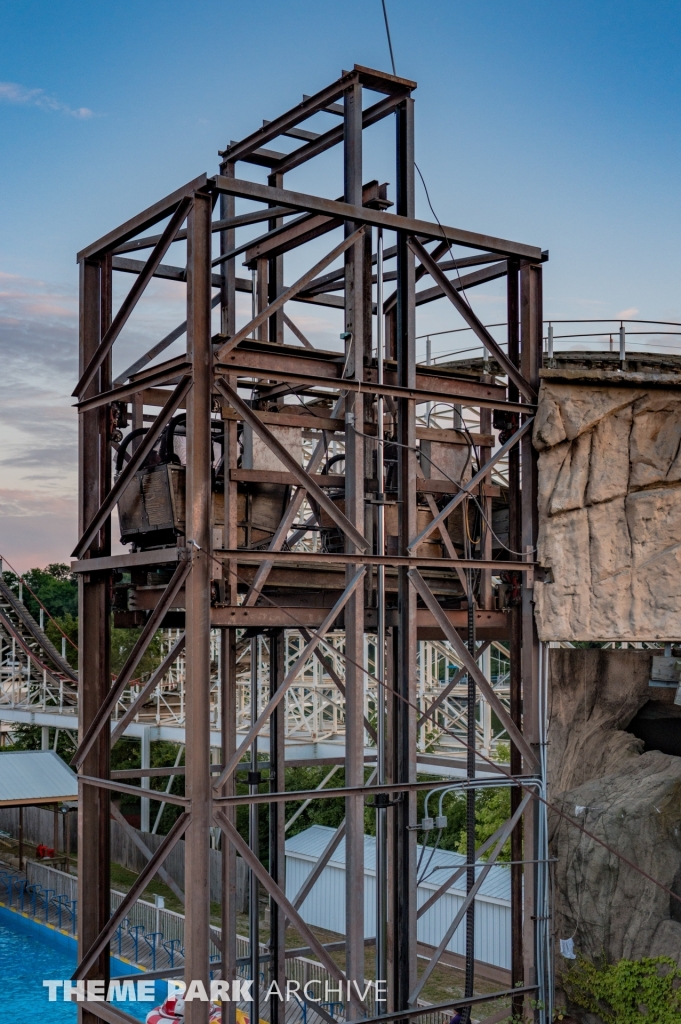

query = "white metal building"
[285, 824, 511, 970]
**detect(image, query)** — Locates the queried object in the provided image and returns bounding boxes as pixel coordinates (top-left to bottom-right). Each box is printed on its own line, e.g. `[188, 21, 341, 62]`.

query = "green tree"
[2, 564, 78, 620]
[111, 626, 165, 681]
[456, 786, 512, 861]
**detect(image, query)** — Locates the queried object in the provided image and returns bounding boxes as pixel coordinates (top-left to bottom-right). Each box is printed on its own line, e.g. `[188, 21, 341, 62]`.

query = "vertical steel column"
[479, 397, 493, 610]
[221, 627, 237, 1024]
[269, 630, 286, 1023]
[249, 637, 260, 1024]
[77, 255, 111, 1023]
[393, 95, 417, 1012]
[220, 159, 239, 606]
[256, 259, 268, 342]
[506, 259, 524, 1018]
[462, 589, 476, 1024]
[375, 228, 388, 1000]
[343, 77, 366, 1016]
[520, 261, 542, 1006]
[267, 171, 285, 345]
[184, 189, 213, 1024]
[219, 161, 236, 340]
[140, 726, 151, 833]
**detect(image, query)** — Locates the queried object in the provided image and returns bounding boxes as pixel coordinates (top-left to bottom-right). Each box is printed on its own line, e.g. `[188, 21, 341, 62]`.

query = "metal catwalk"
[70, 65, 550, 1024]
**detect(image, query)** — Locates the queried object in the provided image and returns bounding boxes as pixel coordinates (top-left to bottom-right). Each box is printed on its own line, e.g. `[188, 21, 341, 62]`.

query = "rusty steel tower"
[71, 64, 549, 1024]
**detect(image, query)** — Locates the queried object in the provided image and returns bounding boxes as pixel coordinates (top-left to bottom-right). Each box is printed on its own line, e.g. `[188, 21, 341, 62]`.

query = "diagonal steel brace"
[409, 791, 532, 1003]
[215, 810, 347, 986]
[109, 632, 186, 747]
[73, 810, 191, 980]
[407, 236, 536, 402]
[407, 417, 534, 554]
[72, 375, 192, 558]
[214, 377, 367, 552]
[215, 227, 363, 360]
[212, 568, 366, 789]
[408, 569, 538, 771]
[72, 559, 191, 768]
[74, 197, 192, 398]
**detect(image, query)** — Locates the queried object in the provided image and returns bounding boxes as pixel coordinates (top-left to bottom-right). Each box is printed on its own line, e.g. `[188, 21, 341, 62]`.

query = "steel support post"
[520, 261, 542, 1013]
[221, 627, 237, 1024]
[506, 258, 524, 1018]
[249, 637, 260, 1024]
[462, 587, 476, 1024]
[140, 726, 151, 833]
[219, 161, 236, 339]
[267, 171, 285, 345]
[269, 630, 286, 1024]
[393, 95, 417, 1012]
[219, 160, 239, 606]
[343, 77, 366, 1017]
[77, 255, 112, 1024]
[184, 189, 213, 1024]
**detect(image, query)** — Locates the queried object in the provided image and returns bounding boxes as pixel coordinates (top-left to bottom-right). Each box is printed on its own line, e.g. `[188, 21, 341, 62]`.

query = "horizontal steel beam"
[220, 65, 414, 166]
[79, 774, 190, 807]
[112, 255, 224, 289]
[77, 173, 207, 262]
[210, 605, 509, 635]
[112, 206, 294, 255]
[216, 341, 507, 403]
[214, 549, 534, 571]
[71, 547, 184, 574]
[76, 361, 191, 412]
[215, 365, 525, 413]
[215, 775, 538, 808]
[211, 176, 542, 259]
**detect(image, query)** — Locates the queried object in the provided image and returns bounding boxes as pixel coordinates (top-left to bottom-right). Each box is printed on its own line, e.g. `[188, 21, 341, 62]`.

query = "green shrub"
[562, 953, 681, 1023]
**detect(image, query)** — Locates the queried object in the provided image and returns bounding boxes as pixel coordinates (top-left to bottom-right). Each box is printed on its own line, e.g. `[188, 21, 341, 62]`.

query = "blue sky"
[1, 0, 680, 568]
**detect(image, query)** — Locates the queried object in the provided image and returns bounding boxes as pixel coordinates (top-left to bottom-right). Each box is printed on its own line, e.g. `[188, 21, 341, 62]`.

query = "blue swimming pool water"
[0, 907, 168, 1024]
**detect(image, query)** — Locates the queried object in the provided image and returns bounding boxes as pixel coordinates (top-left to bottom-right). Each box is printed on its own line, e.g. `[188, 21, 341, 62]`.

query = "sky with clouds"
[1, 0, 681, 570]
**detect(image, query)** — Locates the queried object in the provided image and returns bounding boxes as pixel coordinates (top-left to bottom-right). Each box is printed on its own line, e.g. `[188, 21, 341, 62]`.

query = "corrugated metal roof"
[285, 823, 510, 903]
[0, 750, 78, 806]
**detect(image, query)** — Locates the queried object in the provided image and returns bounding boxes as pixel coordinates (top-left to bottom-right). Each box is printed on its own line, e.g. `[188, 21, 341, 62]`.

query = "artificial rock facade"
[549, 649, 681, 974]
[533, 378, 681, 641]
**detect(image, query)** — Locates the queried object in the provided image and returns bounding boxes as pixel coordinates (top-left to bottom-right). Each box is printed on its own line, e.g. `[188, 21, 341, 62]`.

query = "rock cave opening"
[626, 699, 681, 758]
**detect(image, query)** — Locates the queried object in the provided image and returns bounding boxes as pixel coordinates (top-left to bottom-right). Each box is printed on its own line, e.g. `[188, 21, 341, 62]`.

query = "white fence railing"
[13, 862, 456, 1024]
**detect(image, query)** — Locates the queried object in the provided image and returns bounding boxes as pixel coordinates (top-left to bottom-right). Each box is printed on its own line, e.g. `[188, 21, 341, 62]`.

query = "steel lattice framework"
[71, 65, 550, 1024]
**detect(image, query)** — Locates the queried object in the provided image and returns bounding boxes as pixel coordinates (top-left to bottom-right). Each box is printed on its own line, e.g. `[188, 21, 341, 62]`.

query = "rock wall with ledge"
[533, 379, 681, 641]
[549, 649, 681, 984]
